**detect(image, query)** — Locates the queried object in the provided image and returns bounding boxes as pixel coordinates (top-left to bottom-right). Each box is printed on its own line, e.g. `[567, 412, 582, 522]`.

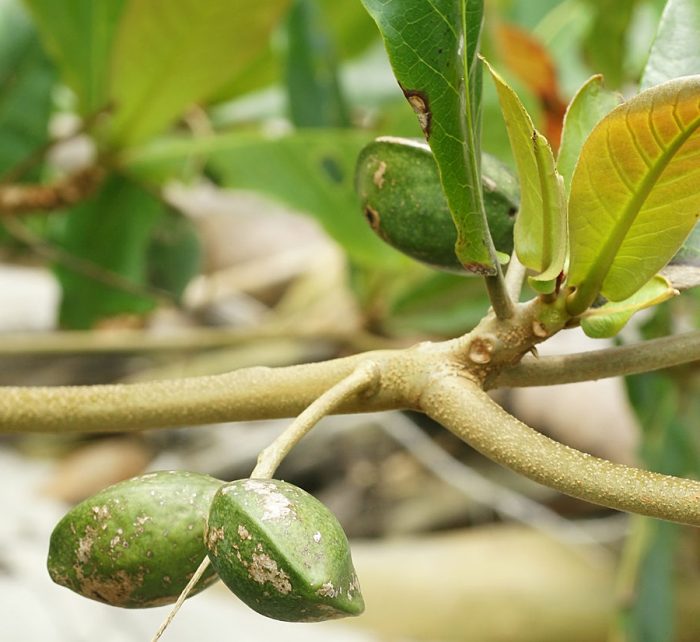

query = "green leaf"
[641, 0, 700, 91]
[53, 175, 164, 329]
[580, 274, 677, 338]
[0, 0, 55, 177]
[148, 211, 201, 300]
[123, 130, 400, 268]
[557, 75, 622, 193]
[567, 75, 700, 315]
[484, 61, 567, 291]
[581, 0, 637, 89]
[386, 272, 490, 336]
[361, 0, 499, 275]
[23, 0, 124, 114]
[284, 0, 350, 128]
[108, 0, 290, 146]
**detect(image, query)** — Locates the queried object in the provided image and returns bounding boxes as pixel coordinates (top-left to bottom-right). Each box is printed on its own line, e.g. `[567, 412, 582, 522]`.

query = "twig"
[0, 104, 113, 185]
[251, 361, 381, 478]
[0, 166, 105, 215]
[150, 556, 212, 642]
[2, 216, 173, 305]
[493, 330, 700, 388]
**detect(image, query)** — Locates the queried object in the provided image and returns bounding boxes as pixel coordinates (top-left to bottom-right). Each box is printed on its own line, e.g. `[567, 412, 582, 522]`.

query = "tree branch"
[0, 166, 105, 215]
[420, 373, 700, 527]
[493, 330, 700, 388]
[0, 350, 404, 434]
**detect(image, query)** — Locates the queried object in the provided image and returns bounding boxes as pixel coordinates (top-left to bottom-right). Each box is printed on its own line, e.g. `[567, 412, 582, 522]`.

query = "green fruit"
[47, 471, 223, 608]
[206, 478, 363, 622]
[355, 136, 519, 273]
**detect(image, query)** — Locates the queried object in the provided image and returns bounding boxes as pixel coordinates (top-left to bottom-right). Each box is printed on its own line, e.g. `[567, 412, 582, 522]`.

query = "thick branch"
[0, 350, 405, 434]
[493, 330, 700, 388]
[420, 373, 700, 527]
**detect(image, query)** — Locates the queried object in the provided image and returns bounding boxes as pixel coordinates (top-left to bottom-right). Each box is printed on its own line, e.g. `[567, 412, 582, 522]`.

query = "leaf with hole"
[566, 75, 700, 315]
[124, 130, 400, 268]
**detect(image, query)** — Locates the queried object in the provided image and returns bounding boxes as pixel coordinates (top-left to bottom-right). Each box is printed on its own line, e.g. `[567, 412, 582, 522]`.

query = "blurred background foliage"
[0, 0, 699, 640]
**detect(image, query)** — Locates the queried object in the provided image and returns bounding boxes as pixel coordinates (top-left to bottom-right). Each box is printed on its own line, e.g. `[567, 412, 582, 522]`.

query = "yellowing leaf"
[580, 275, 678, 338]
[567, 76, 700, 315]
[484, 60, 567, 292]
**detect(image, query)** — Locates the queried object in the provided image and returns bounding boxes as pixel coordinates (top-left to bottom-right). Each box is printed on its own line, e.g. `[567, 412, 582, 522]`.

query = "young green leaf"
[484, 60, 567, 292]
[355, 137, 519, 273]
[23, 0, 125, 115]
[361, 0, 500, 274]
[557, 75, 622, 193]
[641, 0, 700, 91]
[108, 0, 289, 146]
[580, 275, 678, 339]
[566, 76, 700, 316]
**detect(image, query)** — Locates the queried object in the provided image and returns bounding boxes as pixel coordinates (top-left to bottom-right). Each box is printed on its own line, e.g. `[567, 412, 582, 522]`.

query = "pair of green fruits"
[47, 471, 363, 622]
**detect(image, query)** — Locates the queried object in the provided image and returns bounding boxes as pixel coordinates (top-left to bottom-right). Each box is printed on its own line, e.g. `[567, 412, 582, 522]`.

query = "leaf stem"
[251, 361, 381, 478]
[485, 266, 515, 320]
[493, 330, 700, 388]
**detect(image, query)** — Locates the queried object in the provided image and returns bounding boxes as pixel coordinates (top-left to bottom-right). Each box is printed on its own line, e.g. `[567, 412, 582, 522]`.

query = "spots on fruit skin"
[248, 553, 292, 594]
[373, 161, 387, 189]
[242, 479, 294, 522]
[238, 524, 252, 540]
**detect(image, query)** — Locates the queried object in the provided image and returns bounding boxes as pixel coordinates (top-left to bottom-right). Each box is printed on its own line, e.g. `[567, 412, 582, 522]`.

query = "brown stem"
[0, 165, 105, 215]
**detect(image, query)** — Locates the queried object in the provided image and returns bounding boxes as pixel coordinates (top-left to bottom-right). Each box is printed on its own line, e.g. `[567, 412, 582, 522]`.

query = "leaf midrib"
[578, 106, 700, 304]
